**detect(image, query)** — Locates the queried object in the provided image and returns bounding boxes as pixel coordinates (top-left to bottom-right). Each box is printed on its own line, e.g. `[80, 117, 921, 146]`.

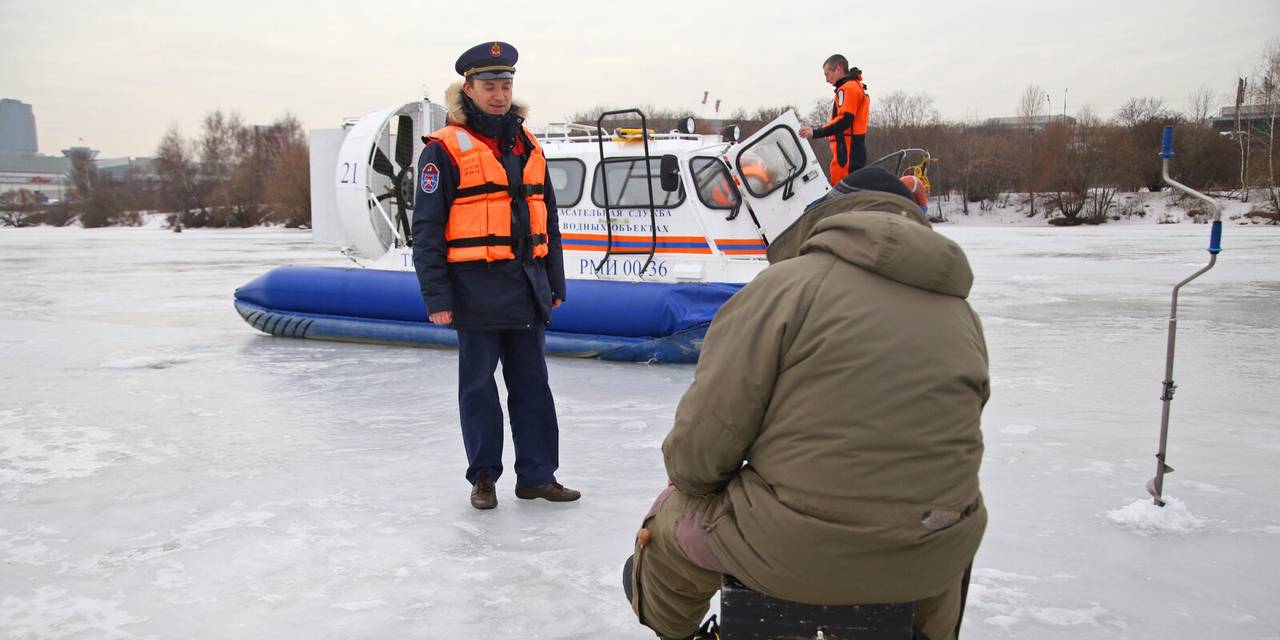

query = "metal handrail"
[595, 109, 659, 277]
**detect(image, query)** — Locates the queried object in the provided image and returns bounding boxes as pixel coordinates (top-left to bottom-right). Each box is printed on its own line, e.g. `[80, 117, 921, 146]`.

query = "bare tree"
[949, 122, 1013, 214]
[1115, 97, 1171, 128]
[1114, 97, 1181, 192]
[1250, 39, 1280, 210]
[0, 189, 41, 227]
[199, 111, 239, 188]
[263, 113, 311, 227]
[805, 97, 829, 128]
[154, 125, 201, 224]
[66, 147, 124, 227]
[875, 91, 940, 130]
[1186, 86, 1217, 124]
[1017, 84, 1047, 216]
[1019, 84, 1047, 123]
[1233, 77, 1252, 201]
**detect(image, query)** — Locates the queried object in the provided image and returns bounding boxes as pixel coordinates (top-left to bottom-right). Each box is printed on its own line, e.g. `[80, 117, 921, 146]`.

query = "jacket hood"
[444, 81, 529, 126]
[771, 191, 972, 298]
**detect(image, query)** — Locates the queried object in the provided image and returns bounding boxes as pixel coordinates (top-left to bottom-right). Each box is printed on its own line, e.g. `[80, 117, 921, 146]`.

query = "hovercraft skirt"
[233, 267, 738, 364]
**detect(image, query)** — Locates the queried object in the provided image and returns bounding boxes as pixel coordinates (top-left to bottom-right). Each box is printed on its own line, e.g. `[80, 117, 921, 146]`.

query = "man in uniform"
[411, 41, 580, 510]
[800, 54, 870, 185]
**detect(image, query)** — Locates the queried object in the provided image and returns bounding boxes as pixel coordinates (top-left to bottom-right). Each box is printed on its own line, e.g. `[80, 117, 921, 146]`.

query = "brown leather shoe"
[470, 474, 497, 510]
[514, 482, 581, 502]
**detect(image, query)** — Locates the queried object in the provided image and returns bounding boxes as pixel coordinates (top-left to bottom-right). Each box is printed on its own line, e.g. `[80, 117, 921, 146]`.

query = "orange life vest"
[430, 125, 549, 263]
[852, 77, 870, 136]
[826, 75, 868, 159]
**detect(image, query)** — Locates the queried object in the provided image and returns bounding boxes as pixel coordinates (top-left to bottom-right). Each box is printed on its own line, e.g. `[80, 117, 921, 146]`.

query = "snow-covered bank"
[932, 189, 1273, 226]
[8, 189, 1278, 233]
[1, 226, 1278, 638]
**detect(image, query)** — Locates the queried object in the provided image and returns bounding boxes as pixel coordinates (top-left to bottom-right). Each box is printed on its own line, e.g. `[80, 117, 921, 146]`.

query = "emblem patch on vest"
[836, 90, 845, 107]
[420, 163, 440, 194]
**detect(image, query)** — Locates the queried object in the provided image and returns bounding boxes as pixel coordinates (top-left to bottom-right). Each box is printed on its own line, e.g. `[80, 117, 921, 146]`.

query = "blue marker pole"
[1147, 125, 1224, 507]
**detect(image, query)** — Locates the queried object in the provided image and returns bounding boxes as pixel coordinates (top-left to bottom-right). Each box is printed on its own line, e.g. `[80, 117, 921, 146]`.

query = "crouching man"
[624, 168, 990, 640]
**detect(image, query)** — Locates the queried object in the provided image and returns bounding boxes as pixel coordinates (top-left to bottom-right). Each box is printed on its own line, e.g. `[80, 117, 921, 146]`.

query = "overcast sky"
[2, 0, 1277, 158]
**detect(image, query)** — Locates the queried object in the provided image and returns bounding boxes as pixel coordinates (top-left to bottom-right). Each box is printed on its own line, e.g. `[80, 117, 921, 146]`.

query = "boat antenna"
[1147, 125, 1224, 507]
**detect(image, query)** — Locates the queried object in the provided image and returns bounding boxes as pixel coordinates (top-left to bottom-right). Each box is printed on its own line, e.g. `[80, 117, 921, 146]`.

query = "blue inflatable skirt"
[234, 266, 742, 364]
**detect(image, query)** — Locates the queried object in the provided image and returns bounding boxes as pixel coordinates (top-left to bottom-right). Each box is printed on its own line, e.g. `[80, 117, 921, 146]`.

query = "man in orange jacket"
[800, 54, 869, 185]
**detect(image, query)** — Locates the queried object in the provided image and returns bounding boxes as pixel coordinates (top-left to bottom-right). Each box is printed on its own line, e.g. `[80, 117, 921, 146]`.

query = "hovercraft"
[235, 104, 834, 363]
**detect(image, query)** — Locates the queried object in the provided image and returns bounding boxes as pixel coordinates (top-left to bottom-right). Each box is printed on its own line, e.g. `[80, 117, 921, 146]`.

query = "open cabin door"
[723, 111, 830, 245]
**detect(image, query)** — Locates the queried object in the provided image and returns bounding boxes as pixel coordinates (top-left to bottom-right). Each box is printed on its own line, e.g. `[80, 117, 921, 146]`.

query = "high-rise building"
[0, 99, 39, 155]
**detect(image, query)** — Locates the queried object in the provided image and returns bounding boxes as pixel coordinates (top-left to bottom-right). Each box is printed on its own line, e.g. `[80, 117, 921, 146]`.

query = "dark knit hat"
[831, 166, 915, 202]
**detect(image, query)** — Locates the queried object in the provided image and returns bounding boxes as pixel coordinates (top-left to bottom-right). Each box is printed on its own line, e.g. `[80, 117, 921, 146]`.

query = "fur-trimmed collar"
[444, 81, 529, 126]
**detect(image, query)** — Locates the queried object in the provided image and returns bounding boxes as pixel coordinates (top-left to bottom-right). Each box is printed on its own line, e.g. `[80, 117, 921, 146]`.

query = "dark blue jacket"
[411, 130, 566, 330]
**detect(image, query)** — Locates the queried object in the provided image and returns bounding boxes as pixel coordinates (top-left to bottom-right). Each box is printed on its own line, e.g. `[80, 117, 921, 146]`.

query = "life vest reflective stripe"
[429, 124, 549, 262]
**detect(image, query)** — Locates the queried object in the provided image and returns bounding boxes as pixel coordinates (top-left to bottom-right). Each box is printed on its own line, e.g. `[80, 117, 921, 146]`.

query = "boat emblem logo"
[421, 163, 440, 194]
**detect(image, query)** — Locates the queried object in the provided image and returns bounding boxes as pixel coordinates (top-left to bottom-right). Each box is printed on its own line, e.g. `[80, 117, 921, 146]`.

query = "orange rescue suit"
[824, 75, 869, 184]
[431, 125, 549, 263]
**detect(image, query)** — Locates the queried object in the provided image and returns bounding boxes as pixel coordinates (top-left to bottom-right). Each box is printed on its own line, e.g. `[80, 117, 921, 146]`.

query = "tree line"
[0, 110, 311, 228]
[153, 111, 311, 228]
[4, 42, 1276, 228]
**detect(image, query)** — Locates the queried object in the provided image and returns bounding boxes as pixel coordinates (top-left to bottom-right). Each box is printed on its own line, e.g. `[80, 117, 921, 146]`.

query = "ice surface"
[1, 225, 1278, 639]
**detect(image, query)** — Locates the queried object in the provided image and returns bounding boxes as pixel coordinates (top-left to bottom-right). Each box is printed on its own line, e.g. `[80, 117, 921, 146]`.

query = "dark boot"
[470, 474, 497, 510]
[514, 481, 581, 502]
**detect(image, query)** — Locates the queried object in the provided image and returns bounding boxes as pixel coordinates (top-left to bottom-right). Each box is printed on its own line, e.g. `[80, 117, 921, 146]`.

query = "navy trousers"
[455, 327, 559, 487]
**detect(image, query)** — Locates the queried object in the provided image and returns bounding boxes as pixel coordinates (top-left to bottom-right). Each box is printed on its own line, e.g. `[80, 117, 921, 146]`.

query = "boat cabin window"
[591, 157, 686, 209]
[689, 157, 740, 210]
[547, 158, 586, 207]
[736, 126, 807, 198]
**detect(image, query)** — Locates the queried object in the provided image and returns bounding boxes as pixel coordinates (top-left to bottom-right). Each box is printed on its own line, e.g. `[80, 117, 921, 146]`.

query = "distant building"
[984, 114, 1077, 131]
[0, 101, 159, 201]
[1209, 105, 1278, 134]
[0, 153, 70, 201]
[96, 156, 159, 186]
[0, 99, 39, 155]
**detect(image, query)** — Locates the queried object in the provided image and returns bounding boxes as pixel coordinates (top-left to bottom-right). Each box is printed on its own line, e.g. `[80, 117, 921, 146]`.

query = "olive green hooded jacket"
[662, 190, 989, 604]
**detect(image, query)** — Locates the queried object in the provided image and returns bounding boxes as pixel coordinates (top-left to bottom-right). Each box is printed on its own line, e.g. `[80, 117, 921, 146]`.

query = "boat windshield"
[690, 157, 740, 210]
[736, 126, 806, 198]
[591, 157, 686, 208]
[547, 158, 586, 207]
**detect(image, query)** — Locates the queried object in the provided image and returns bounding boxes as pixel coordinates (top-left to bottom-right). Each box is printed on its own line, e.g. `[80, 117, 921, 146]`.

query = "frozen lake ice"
[1, 224, 1278, 639]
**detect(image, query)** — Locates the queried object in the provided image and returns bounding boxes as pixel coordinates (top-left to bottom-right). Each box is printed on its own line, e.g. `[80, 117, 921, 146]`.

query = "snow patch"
[999, 423, 1038, 435]
[1104, 497, 1209, 535]
[99, 353, 198, 369]
[970, 569, 1121, 633]
[620, 440, 660, 450]
[0, 586, 147, 639]
[1028, 604, 1109, 626]
[0, 420, 138, 487]
[1074, 460, 1115, 476]
[1179, 480, 1242, 495]
[983, 614, 1021, 632]
[332, 599, 386, 611]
